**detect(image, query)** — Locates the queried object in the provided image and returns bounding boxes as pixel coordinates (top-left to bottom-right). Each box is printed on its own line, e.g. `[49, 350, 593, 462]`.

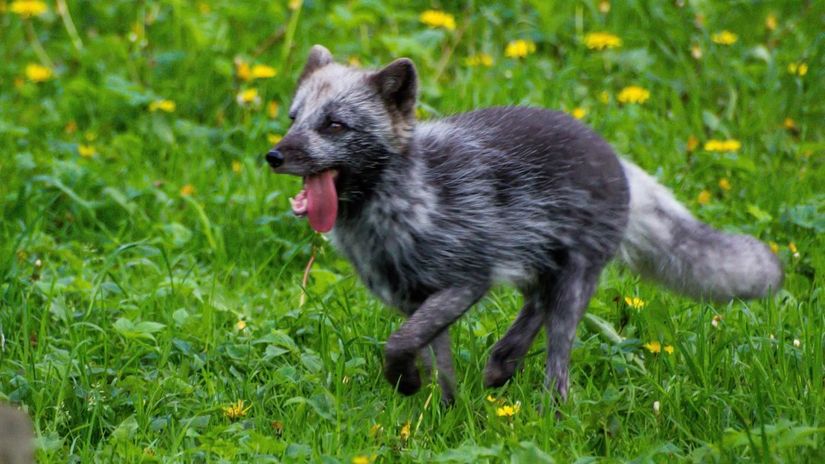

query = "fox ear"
[299, 45, 334, 82]
[371, 58, 417, 113]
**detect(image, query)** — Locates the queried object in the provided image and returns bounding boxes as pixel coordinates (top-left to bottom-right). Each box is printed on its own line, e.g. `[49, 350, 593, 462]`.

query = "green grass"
[1, 0, 824, 462]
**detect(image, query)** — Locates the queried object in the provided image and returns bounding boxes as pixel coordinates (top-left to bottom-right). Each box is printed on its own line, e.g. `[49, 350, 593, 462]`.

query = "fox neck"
[336, 138, 416, 222]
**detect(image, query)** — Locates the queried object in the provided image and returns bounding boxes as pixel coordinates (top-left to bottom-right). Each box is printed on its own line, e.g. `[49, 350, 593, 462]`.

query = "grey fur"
[270, 46, 784, 404]
[0, 405, 34, 464]
[618, 160, 783, 300]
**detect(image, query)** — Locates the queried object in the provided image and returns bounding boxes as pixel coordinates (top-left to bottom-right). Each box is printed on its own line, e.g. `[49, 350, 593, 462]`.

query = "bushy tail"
[617, 160, 783, 301]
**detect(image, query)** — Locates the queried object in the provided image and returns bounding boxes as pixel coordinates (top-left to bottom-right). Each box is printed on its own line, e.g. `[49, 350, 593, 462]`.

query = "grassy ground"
[1, 1, 824, 462]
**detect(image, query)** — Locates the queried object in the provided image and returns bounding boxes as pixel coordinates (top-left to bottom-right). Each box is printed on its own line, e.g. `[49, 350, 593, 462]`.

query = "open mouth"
[289, 169, 338, 233]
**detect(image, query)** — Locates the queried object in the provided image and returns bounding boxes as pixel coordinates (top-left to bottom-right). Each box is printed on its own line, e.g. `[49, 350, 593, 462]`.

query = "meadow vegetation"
[1, 0, 823, 462]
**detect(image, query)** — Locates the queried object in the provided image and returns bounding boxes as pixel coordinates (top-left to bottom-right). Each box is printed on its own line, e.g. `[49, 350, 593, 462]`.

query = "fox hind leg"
[542, 253, 602, 401]
[484, 252, 604, 402]
[484, 295, 544, 388]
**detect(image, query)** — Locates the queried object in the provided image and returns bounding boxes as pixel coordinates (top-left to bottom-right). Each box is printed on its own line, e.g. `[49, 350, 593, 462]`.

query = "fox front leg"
[384, 285, 487, 397]
[419, 331, 457, 404]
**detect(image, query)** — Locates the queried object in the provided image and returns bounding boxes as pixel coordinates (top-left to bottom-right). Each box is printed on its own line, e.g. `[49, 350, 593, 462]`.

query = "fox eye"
[322, 119, 348, 134]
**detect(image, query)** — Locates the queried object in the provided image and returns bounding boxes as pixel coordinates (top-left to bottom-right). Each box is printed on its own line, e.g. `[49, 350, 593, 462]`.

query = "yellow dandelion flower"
[399, 421, 411, 440]
[788, 242, 797, 254]
[718, 178, 731, 191]
[697, 190, 711, 205]
[222, 399, 250, 420]
[617, 86, 650, 104]
[236, 88, 260, 106]
[465, 53, 494, 67]
[486, 395, 498, 403]
[787, 62, 808, 76]
[598, 91, 610, 104]
[783, 117, 796, 130]
[64, 120, 78, 134]
[787, 63, 797, 74]
[769, 242, 779, 254]
[78, 144, 96, 158]
[235, 320, 247, 331]
[664, 345, 674, 354]
[348, 56, 361, 67]
[352, 456, 370, 464]
[10, 0, 48, 17]
[703, 139, 741, 152]
[495, 402, 521, 417]
[369, 423, 383, 437]
[232, 160, 242, 173]
[180, 184, 195, 197]
[765, 14, 777, 31]
[571, 107, 586, 120]
[419, 10, 456, 31]
[687, 135, 699, 152]
[505, 39, 537, 59]
[25, 63, 52, 82]
[267, 101, 279, 119]
[644, 341, 661, 353]
[250, 64, 277, 79]
[235, 59, 251, 81]
[725, 140, 741, 151]
[712, 30, 738, 45]
[149, 99, 176, 113]
[624, 296, 646, 310]
[584, 32, 622, 50]
[267, 133, 283, 145]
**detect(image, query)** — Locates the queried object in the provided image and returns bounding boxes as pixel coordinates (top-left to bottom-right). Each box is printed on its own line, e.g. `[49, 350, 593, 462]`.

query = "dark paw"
[440, 391, 455, 406]
[483, 356, 518, 388]
[384, 352, 421, 396]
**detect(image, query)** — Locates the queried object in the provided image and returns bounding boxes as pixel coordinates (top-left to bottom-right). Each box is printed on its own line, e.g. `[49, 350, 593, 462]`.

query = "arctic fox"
[266, 45, 783, 404]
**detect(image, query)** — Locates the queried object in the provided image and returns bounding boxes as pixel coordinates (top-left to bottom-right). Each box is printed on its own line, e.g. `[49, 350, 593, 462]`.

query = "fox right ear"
[371, 58, 418, 114]
[299, 45, 334, 82]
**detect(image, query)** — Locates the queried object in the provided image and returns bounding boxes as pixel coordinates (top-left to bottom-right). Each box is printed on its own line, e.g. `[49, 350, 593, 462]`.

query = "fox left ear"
[299, 44, 334, 83]
[371, 58, 418, 113]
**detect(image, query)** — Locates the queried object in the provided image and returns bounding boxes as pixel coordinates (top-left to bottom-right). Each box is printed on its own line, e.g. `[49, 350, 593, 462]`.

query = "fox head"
[268, 45, 418, 175]
[266, 45, 419, 232]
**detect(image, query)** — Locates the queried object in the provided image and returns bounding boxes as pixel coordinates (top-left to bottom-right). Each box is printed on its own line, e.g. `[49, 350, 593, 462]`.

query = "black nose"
[265, 149, 284, 168]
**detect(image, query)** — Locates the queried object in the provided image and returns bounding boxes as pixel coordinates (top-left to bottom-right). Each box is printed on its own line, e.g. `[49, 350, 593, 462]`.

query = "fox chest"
[330, 219, 431, 311]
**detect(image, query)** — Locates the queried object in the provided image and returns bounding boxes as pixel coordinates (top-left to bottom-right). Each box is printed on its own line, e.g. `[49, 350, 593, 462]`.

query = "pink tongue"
[305, 171, 338, 233]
